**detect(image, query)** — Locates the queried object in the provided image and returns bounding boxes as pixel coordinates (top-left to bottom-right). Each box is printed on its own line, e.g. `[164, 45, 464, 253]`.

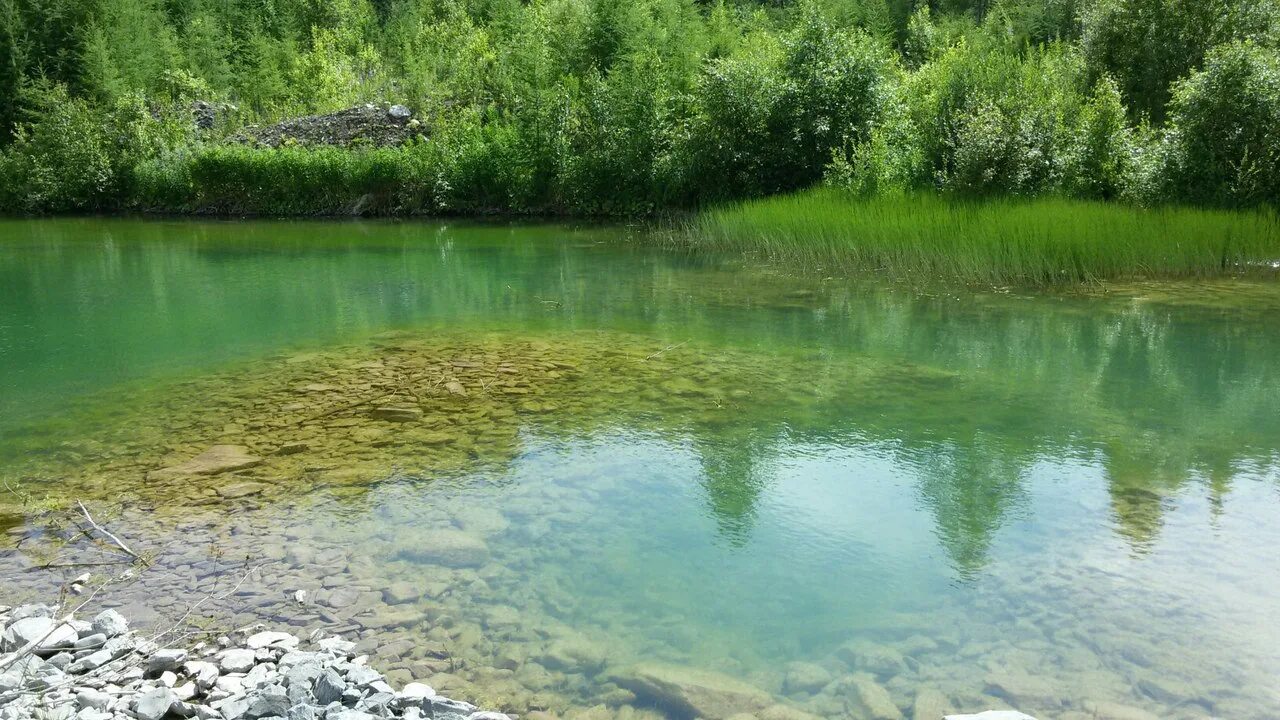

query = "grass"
[687, 188, 1280, 285]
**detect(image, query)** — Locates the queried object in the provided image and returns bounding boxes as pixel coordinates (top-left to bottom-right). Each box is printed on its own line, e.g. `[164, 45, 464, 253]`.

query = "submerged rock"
[216, 481, 268, 499]
[609, 663, 772, 720]
[370, 406, 423, 422]
[844, 673, 904, 720]
[396, 530, 490, 568]
[150, 445, 263, 481]
[912, 688, 954, 720]
[944, 713, 1039, 720]
[782, 662, 831, 695]
[835, 638, 908, 678]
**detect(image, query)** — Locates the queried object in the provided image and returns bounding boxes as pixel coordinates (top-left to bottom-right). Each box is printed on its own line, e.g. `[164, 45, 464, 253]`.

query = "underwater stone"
[782, 662, 831, 695]
[942, 707, 1039, 712]
[845, 673, 905, 720]
[609, 664, 772, 720]
[370, 406, 422, 422]
[395, 530, 489, 568]
[912, 688, 954, 720]
[381, 583, 421, 605]
[149, 445, 262, 481]
[216, 482, 269, 499]
[835, 639, 908, 678]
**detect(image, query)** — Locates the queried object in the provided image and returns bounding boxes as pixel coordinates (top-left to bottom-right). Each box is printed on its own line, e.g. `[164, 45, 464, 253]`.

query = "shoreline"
[0, 601, 1037, 720]
[0, 602, 507, 720]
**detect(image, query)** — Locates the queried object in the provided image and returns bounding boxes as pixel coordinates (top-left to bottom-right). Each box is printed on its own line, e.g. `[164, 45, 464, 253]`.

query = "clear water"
[2, 218, 1280, 720]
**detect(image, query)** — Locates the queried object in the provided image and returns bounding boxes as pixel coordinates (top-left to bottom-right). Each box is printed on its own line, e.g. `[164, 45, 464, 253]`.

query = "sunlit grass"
[688, 188, 1280, 285]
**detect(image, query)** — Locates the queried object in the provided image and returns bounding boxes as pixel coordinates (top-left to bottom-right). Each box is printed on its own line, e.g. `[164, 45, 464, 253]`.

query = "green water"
[3, 218, 1280, 720]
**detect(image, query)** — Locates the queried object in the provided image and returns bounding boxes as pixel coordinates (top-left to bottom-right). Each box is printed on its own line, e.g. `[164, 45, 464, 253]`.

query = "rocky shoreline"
[0, 600, 1046, 720]
[0, 603, 507, 720]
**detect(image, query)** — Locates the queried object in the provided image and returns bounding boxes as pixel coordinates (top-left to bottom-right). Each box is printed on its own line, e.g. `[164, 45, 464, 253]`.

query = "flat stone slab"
[396, 530, 489, 568]
[610, 663, 772, 720]
[370, 406, 422, 422]
[215, 482, 268, 499]
[150, 445, 262, 481]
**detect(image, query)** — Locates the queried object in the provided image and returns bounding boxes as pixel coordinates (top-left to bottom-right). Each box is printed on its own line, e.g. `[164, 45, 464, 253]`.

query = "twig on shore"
[31, 560, 134, 570]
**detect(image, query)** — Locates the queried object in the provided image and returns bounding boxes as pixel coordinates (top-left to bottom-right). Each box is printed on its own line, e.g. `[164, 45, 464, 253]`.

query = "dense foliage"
[1, 0, 1278, 214]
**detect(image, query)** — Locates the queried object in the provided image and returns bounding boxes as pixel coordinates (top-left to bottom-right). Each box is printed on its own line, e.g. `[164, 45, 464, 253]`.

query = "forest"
[0, 0, 1278, 215]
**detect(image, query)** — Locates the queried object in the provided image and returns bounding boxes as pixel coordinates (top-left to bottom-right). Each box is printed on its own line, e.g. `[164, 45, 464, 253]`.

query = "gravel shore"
[0, 603, 508, 720]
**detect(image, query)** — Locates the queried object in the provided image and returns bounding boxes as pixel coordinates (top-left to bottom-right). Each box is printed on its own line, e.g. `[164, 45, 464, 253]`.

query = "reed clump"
[690, 189, 1280, 285]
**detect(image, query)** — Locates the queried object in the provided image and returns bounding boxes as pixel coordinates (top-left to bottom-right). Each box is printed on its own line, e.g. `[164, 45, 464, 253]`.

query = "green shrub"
[1062, 76, 1133, 200]
[908, 40, 1090, 197]
[1160, 40, 1280, 207]
[0, 82, 117, 213]
[683, 32, 790, 200]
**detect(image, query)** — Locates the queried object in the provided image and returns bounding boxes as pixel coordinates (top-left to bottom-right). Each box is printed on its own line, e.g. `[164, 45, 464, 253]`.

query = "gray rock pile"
[0, 604, 508, 720]
[231, 104, 422, 148]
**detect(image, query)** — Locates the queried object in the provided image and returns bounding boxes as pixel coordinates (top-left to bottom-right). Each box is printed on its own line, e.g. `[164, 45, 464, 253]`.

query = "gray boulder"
[2, 617, 77, 652]
[133, 687, 177, 720]
[90, 610, 129, 638]
[183, 660, 220, 690]
[76, 688, 111, 711]
[312, 670, 346, 705]
[67, 648, 114, 674]
[247, 632, 299, 651]
[218, 649, 256, 673]
[10, 604, 55, 621]
[148, 649, 188, 674]
[246, 685, 290, 719]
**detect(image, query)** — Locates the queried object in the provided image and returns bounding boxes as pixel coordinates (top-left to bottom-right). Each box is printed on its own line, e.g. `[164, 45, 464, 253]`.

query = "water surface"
[2, 218, 1280, 720]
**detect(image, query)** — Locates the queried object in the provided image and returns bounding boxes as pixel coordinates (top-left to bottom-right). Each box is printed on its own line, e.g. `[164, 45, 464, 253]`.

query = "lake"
[2, 218, 1279, 720]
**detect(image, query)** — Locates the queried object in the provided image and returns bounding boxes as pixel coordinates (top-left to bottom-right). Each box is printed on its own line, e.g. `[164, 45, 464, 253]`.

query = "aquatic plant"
[688, 189, 1280, 285]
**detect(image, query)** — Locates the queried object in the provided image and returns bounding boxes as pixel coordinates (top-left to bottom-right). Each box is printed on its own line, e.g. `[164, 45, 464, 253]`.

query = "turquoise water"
[2, 218, 1280, 720]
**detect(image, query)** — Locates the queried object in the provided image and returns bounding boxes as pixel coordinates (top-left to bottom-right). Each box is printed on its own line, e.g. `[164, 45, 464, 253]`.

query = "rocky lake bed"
[1, 328, 1277, 720]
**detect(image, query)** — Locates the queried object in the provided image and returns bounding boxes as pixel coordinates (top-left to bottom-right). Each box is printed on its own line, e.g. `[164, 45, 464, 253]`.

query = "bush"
[1159, 41, 1280, 207]
[1062, 76, 1134, 200]
[907, 40, 1092, 197]
[684, 10, 895, 204]
[0, 82, 117, 213]
[683, 32, 789, 200]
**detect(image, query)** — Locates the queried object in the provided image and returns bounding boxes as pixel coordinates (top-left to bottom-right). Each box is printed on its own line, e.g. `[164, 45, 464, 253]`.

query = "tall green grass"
[689, 188, 1280, 285]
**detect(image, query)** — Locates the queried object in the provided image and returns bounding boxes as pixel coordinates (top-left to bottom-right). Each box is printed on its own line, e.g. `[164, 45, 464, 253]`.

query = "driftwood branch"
[644, 340, 689, 361]
[77, 501, 140, 561]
